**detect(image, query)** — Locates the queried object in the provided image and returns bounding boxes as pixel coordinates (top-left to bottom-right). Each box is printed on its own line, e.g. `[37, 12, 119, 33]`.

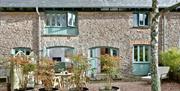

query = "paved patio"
[87, 81, 180, 91]
[0, 80, 180, 91]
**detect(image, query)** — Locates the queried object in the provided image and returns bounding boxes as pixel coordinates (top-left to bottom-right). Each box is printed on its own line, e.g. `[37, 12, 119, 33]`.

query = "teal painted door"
[132, 45, 151, 75]
[88, 48, 101, 77]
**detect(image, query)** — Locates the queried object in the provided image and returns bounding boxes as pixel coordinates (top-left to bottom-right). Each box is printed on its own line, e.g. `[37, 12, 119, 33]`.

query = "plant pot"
[99, 86, 120, 91]
[26, 87, 34, 91]
[39, 88, 59, 91]
[14, 87, 34, 91]
[69, 87, 89, 91]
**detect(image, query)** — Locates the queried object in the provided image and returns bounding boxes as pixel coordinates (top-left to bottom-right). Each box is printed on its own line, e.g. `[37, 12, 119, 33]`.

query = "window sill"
[45, 26, 77, 28]
[43, 27, 78, 36]
[132, 26, 150, 29]
[42, 34, 78, 37]
[133, 62, 150, 64]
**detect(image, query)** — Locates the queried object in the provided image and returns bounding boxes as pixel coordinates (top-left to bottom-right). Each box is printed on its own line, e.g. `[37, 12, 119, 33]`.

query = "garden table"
[54, 73, 73, 89]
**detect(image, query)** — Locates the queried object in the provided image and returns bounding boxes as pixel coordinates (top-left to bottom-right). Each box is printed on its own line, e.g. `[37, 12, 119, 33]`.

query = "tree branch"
[154, 2, 180, 19]
[160, 2, 180, 14]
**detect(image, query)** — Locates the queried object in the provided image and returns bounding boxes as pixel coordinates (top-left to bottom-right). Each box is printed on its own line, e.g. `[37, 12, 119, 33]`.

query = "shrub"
[69, 54, 90, 91]
[38, 58, 56, 90]
[99, 54, 121, 90]
[160, 48, 180, 73]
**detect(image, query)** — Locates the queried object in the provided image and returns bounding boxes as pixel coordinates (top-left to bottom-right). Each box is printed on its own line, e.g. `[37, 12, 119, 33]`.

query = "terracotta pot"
[99, 86, 120, 91]
[14, 87, 34, 91]
[39, 88, 58, 91]
[69, 87, 89, 91]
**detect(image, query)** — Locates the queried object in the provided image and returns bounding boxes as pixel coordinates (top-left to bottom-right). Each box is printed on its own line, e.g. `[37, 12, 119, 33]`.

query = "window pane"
[139, 46, 143, 61]
[133, 13, 138, 27]
[26, 51, 30, 55]
[46, 14, 50, 26]
[145, 46, 149, 61]
[90, 49, 93, 57]
[15, 50, 18, 54]
[112, 49, 118, 56]
[105, 48, 110, 54]
[51, 14, 56, 26]
[57, 14, 61, 26]
[134, 46, 138, 62]
[139, 13, 144, 26]
[61, 14, 67, 27]
[68, 12, 76, 27]
[145, 14, 148, 25]
[56, 14, 66, 27]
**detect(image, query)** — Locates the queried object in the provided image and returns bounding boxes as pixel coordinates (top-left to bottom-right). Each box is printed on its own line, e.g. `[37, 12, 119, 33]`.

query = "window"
[48, 47, 74, 62]
[133, 12, 149, 27]
[44, 12, 78, 35]
[47, 47, 74, 73]
[133, 45, 151, 62]
[11, 47, 31, 55]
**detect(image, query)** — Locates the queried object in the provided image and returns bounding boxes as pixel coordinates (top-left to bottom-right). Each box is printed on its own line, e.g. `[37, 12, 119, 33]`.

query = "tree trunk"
[10, 62, 14, 91]
[151, 0, 161, 91]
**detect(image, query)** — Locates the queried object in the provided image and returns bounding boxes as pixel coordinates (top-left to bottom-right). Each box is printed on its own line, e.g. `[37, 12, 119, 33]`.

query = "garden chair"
[141, 66, 170, 83]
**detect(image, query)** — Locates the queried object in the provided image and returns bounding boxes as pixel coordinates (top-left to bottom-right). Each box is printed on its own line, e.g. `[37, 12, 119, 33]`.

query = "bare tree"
[151, 0, 180, 91]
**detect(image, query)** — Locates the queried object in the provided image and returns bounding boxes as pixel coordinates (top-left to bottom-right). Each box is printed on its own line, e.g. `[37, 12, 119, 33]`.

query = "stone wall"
[0, 12, 39, 56]
[41, 12, 151, 74]
[160, 12, 180, 52]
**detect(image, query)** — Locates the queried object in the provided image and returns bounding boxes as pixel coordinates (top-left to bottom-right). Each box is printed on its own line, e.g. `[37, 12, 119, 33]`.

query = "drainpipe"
[35, 6, 41, 85]
[36, 6, 41, 57]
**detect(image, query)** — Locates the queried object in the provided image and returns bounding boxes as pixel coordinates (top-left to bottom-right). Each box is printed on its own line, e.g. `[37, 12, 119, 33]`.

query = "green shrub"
[160, 48, 180, 73]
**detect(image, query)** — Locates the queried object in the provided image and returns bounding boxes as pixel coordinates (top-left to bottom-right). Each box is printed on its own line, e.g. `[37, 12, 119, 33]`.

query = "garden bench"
[141, 66, 170, 82]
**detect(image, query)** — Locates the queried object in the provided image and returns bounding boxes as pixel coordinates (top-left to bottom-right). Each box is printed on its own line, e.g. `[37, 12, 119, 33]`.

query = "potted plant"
[9, 54, 36, 91]
[99, 54, 121, 91]
[38, 58, 58, 91]
[68, 54, 90, 91]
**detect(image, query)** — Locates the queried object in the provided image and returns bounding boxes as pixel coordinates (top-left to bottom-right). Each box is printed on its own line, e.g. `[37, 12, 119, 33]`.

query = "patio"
[0, 80, 180, 91]
[87, 80, 180, 91]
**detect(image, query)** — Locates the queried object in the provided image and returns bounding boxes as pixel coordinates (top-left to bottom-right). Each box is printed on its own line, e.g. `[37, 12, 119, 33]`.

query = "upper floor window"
[133, 12, 149, 27]
[44, 12, 78, 36]
[46, 12, 76, 27]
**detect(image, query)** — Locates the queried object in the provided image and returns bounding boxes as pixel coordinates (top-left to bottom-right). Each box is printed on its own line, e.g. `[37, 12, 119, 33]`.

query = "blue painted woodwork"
[132, 62, 150, 75]
[44, 27, 78, 36]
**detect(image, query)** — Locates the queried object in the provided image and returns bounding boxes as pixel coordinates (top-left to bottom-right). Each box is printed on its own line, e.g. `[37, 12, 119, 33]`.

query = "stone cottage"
[0, 0, 180, 77]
